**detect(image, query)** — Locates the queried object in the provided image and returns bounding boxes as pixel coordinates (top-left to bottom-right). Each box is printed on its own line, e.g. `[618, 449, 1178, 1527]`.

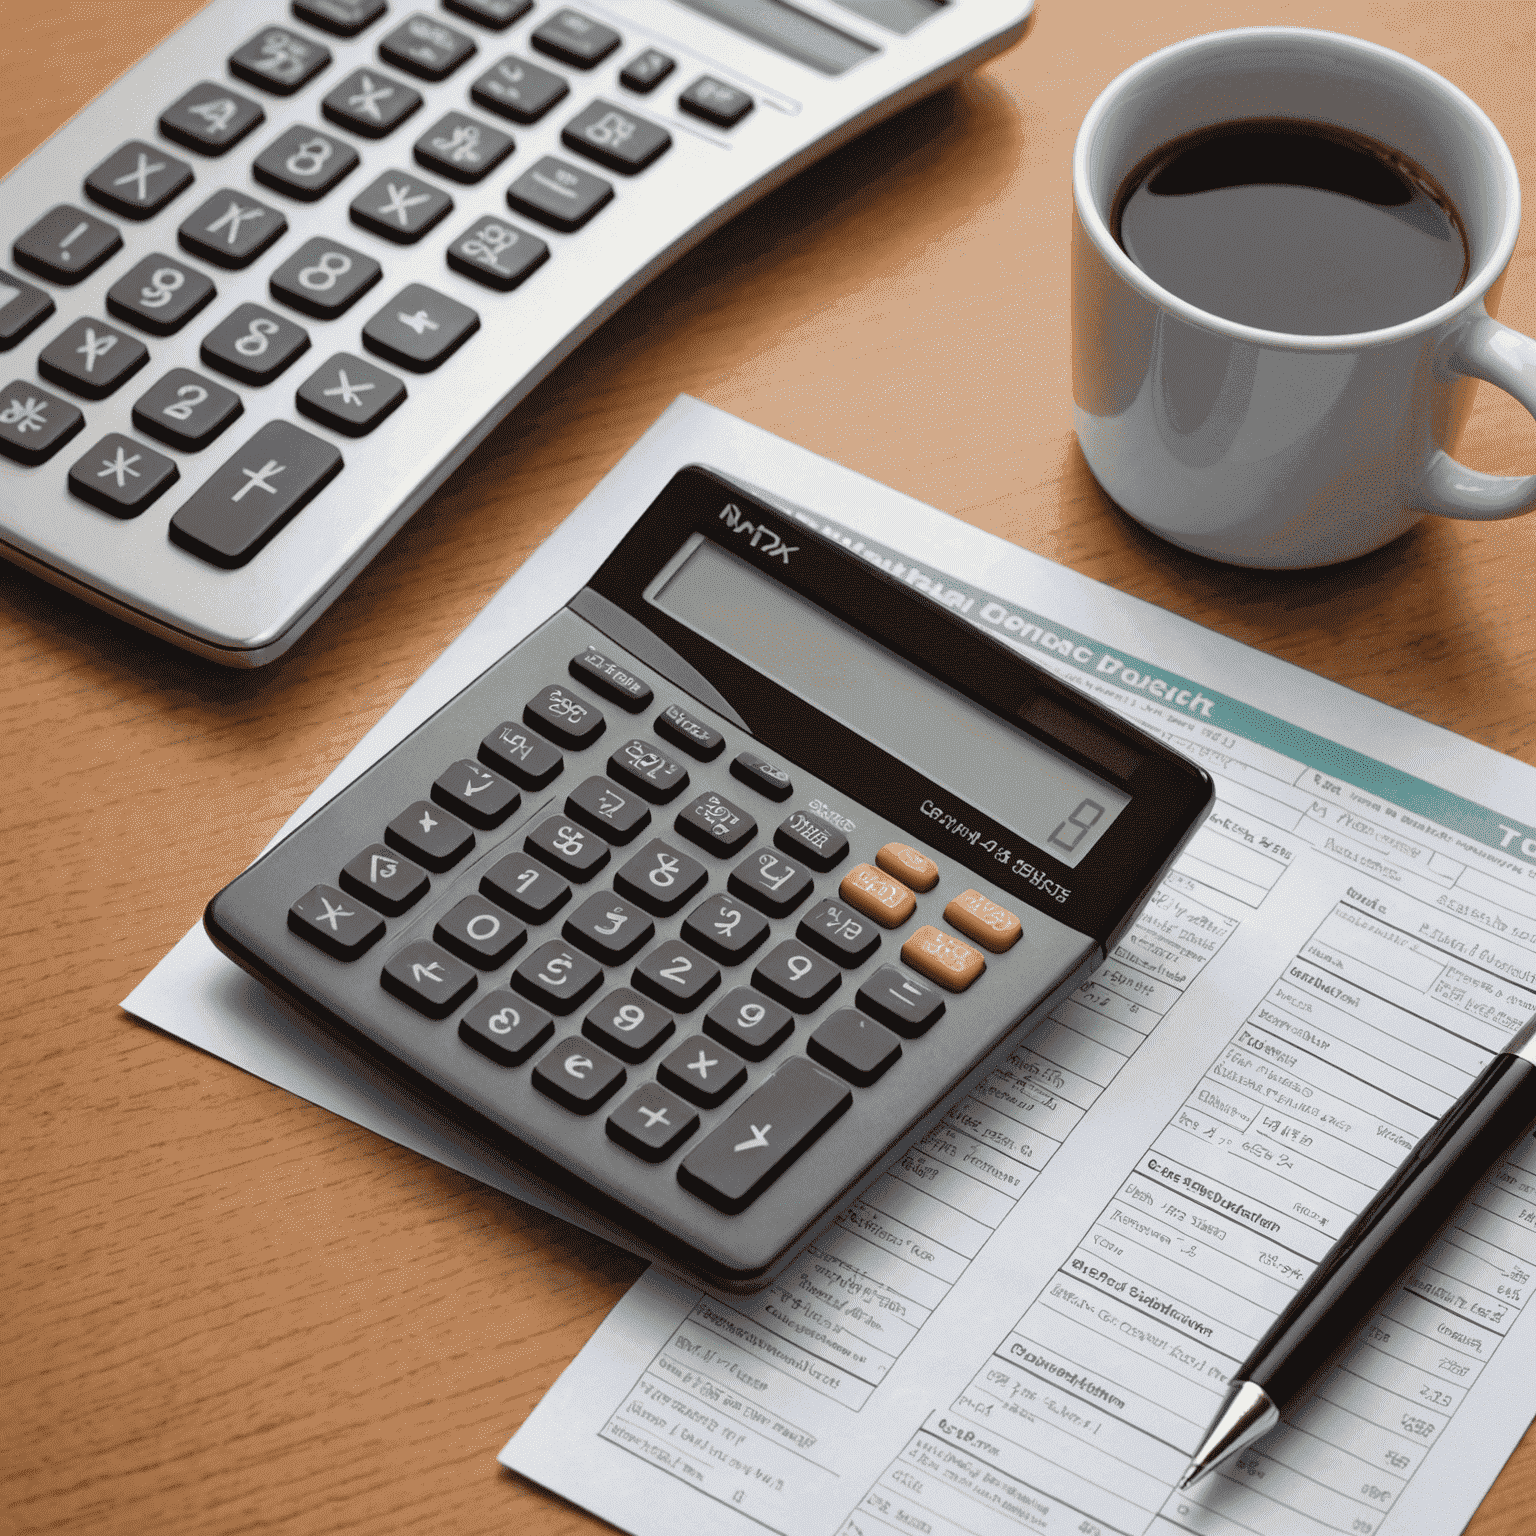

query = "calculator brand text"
[717, 504, 796, 563]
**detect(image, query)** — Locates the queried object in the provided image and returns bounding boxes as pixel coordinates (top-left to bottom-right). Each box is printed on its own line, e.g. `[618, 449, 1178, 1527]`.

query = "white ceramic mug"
[1072, 27, 1536, 567]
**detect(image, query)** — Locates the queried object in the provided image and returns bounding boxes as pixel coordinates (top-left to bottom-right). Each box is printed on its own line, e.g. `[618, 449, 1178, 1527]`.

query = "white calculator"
[0, 0, 1031, 664]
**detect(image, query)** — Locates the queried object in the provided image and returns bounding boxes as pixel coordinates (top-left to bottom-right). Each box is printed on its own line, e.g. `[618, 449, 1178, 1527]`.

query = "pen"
[1180, 1012, 1536, 1489]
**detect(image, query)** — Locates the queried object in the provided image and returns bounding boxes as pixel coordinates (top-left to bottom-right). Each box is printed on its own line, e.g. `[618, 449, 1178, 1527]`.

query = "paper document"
[504, 499, 1536, 1535]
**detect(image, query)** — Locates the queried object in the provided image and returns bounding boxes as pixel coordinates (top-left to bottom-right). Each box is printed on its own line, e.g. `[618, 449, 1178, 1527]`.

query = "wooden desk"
[4, 2, 1534, 1531]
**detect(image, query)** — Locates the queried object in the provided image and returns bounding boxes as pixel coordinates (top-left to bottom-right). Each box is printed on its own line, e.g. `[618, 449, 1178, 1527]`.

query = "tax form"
[502, 420, 1536, 1536]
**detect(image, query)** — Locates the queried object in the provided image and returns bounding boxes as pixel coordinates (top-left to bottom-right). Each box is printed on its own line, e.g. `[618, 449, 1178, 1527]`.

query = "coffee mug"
[1072, 27, 1536, 567]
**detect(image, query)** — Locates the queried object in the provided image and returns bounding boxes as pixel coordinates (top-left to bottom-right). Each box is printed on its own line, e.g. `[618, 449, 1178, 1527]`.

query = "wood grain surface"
[3, 2, 1534, 1533]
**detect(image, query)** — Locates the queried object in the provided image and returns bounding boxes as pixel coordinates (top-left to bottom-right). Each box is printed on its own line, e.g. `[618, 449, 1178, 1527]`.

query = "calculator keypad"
[66, 432, 179, 515]
[413, 112, 514, 183]
[200, 304, 310, 385]
[296, 352, 407, 436]
[471, 56, 569, 123]
[0, 381, 84, 464]
[379, 15, 478, 82]
[15, 206, 122, 285]
[38, 318, 149, 400]
[322, 69, 424, 137]
[106, 257, 217, 337]
[253, 125, 360, 200]
[178, 190, 287, 268]
[230, 27, 333, 95]
[159, 84, 265, 155]
[506, 156, 612, 232]
[84, 143, 195, 220]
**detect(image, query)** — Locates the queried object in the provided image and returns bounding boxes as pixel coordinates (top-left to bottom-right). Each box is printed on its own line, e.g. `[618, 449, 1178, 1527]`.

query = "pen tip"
[1178, 1461, 1207, 1492]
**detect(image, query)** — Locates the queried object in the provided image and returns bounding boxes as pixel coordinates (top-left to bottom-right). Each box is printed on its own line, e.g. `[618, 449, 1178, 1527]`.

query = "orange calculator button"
[839, 863, 916, 927]
[901, 924, 985, 991]
[944, 889, 1022, 953]
[876, 842, 938, 892]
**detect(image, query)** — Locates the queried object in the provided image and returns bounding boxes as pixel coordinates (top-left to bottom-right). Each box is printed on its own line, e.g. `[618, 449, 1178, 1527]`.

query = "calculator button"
[297, 352, 407, 436]
[67, 433, 179, 516]
[620, 49, 674, 93]
[675, 791, 756, 856]
[901, 925, 986, 992]
[678, 1056, 850, 1214]
[583, 988, 674, 1062]
[775, 809, 848, 872]
[460, 989, 554, 1065]
[798, 899, 880, 967]
[507, 156, 612, 233]
[481, 854, 570, 922]
[106, 257, 216, 337]
[655, 703, 724, 761]
[84, 142, 194, 220]
[0, 381, 84, 465]
[876, 841, 938, 892]
[730, 751, 792, 803]
[39, 319, 149, 400]
[679, 77, 754, 129]
[564, 892, 654, 965]
[633, 939, 721, 1011]
[434, 894, 526, 967]
[288, 882, 385, 959]
[254, 126, 360, 202]
[178, 190, 287, 269]
[531, 9, 620, 68]
[159, 84, 265, 155]
[432, 758, 520, 828]
[230, 27, 334, 95]
[513, 940, 604, 1014]
[727, 848, 812, 918]
[445, 215, 550, 291]
[525, 683, 605, 749]
[807, 1008, 900, 1087]
[703, 986, 792, 1061]
[565, 775, 651, 844]
[362, 284, 479, 369]
[386, 798, 475, 871]
[526, 815, 611, 882]
[446, 0, 533, 27]
[380, 14, 478, 79]
[562, 101, 671, 175]
[752, 940, 841, 1012]
[201, 304, 311, 385]
[168, 420, 343, 568]
[0, 273, 55, 351]
[382, 939, 477, 1017]
[659, 1034, 745, 1108]
[471, 56, 569, 123]
[614, 839, 708, 916]
[414, 111, 514, 183]
[944, 890, 1022, 953]
[855, 964, 945, 1038]
[14, 206, 121, 285]
[132, 369, 243, 451]
[532, 1036, 625, 1111]
[323, 69, 424, 137]
[295, 0, 389, 37]
[607, 738, 688, 803]
[680, 892, 768, 965]
[606, 1086, 697, 1162]
[570, 646, 652, 711]
[839, 863, 915, 928]
[340, 841, 429, 914]
[479, 721, 562, 787]
[270, 238, 383, 319]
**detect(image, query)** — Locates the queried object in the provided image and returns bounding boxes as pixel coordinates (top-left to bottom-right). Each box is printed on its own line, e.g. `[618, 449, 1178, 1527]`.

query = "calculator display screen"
[672, 0, 878, 74]
[648, 535, 1131, 867]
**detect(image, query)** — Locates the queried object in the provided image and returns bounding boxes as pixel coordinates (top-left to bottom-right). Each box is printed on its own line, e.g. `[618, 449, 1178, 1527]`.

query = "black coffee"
[1113, 119, 1469, 335]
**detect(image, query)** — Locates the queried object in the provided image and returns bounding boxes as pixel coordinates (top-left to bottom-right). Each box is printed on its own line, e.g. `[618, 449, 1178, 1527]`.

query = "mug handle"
[1417, 316, 1536, 519]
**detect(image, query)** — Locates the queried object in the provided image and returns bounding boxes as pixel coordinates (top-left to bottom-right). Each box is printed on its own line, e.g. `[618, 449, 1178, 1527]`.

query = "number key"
[131, 368, 243, 452]
[532, 1036, 625, 1111]
[229, 27, 332, 95]
[201, 304, 310, 385]
[728, 848, 813, 918]
[480, 854, 569, 922]
[106, 255, 216, 337]
[253, 125, 360, 201]
[434, 894, 526, 968]
[680, 892, 768, 965]
[703, 986, 792, 1061]
[525, 815, 610, 882]
[633, 938, 720, 1012]
[752, 940, 840, 1013]
[512, 939, 603, 1014]
[563, 891, 653, 965]
[271, 238, 382, 320]
[159, 84, 265, 156]
[565, 774, 651, 844]
[674, 790, 756, 856]
[446, 215, 550, 292]
[797, 898, 880, 967]
[582, 987, 673, 1062]
[613, 839, 707, 916]
[460, 988, 553, 1066]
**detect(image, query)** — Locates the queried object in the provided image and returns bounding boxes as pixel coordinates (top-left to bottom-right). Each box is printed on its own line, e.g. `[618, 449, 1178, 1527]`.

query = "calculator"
[204, 451, 1214, 1290]
[0, 0, 1031, 665]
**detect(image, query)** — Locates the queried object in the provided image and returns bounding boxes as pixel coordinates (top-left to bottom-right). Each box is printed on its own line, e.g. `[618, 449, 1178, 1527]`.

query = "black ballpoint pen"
[1180, 1012, 1536, 1489]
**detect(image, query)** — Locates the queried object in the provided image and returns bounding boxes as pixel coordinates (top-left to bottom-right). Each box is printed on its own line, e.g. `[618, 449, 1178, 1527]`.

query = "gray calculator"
[205, 463, 1213, 1289]
[0, 0, 1030, 664]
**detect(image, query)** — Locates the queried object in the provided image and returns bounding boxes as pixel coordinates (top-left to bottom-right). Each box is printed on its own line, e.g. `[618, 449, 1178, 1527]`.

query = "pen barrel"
[1244, 1050, 1536, 1410]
